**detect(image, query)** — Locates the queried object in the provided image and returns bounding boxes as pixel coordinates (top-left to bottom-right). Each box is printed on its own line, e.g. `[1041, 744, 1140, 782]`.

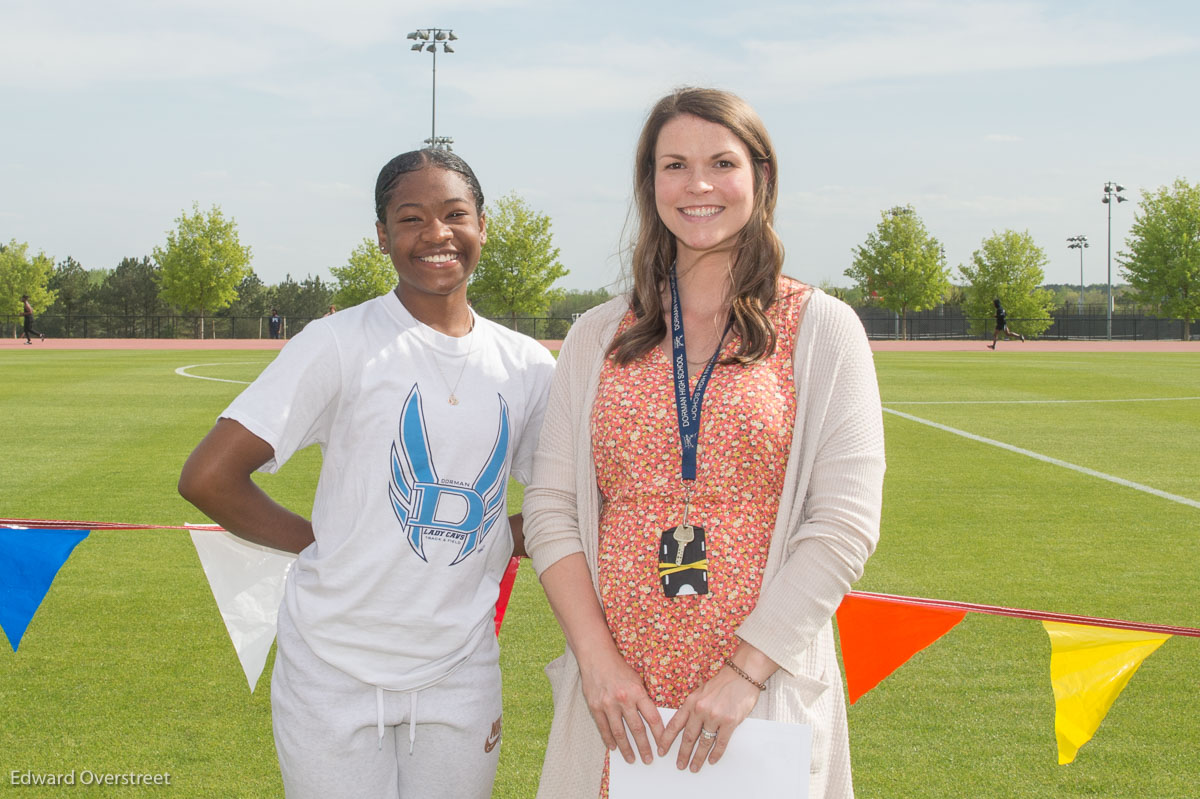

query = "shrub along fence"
[3, 308, 1191, 342]
[855, 305, 1193, 341]
[3, 314, 575, 341]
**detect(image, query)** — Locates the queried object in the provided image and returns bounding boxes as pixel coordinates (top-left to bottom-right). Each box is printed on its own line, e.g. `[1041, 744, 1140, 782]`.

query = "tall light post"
[407, 28, 457, 150]
[1066, 235, 1089, 314]
[1101, 181, 1127, 340]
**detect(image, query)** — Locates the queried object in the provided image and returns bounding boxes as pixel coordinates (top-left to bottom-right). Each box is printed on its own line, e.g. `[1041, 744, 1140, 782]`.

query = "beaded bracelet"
[724, 657, 767, 691]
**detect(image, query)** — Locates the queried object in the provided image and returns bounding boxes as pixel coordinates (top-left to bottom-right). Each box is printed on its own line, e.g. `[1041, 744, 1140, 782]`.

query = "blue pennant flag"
[0, 528, 89, 651]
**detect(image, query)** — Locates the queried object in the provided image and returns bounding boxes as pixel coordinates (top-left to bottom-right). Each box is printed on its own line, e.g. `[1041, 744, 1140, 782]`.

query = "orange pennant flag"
[1043, 621, 1170, 764]
[836, 593, 966, 704]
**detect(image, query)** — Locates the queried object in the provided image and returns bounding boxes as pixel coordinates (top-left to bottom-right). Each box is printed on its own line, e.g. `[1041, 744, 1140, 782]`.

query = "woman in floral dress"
[524, 87, 885, 799]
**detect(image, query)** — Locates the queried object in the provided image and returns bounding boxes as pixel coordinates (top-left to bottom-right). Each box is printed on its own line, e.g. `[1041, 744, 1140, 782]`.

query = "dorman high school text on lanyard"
[658, 263, 733, 598]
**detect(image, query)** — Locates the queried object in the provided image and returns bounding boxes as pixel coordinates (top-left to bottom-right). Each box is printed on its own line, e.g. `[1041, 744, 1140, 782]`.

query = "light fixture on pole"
[1066, 235, 1089, 314]
[406, 28, 457, 150]
[1101, 181, 1127, 340]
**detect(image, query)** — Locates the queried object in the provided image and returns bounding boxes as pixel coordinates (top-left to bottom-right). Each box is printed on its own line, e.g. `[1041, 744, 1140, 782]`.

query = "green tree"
[222, 273, 269, 318]
[331, 237, 395, 309]
[96, 257, 167, 336]
[0, 240, 57, 334]
[958, 230, 1055, 338]
[544, 288, 612, 338]
[154, 203, 253, 338]
[217, 273, 272, 338]
[1120, 178, 1200, 340]
[844, 206, 950, 339]
[47, 256, 95, 336]
[817, 281, 847, 303]
[468, 193, 568, 325]
[547, 288, 612, 319]
[267, 274, 335, 332]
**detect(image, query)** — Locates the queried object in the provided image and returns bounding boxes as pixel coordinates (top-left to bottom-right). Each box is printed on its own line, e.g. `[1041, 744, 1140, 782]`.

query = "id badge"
[658, 524, 708, 597]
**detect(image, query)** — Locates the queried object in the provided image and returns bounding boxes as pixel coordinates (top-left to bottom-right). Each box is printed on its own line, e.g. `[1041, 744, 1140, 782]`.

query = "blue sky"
[3, 1, 1198, 293]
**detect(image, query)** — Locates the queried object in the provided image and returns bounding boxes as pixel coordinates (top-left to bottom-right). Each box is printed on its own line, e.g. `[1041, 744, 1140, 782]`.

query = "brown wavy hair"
[608, 87, 785, 365]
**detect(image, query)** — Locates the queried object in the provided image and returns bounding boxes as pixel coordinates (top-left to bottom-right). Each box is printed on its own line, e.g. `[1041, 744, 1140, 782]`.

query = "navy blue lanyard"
[669, 264, 733, 482]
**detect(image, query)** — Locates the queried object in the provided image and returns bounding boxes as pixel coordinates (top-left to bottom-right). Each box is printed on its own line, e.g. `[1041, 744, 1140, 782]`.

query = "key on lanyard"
[672, 501, 695, 564]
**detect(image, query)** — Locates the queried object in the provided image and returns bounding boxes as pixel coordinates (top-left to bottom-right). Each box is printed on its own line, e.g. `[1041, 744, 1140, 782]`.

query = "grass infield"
[1, 348, 1197, 797]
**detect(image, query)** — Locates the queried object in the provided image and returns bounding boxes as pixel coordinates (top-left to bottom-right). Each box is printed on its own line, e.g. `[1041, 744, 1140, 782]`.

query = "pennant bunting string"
[2, 517, 220, 532]
[848, 590, 1200, 638]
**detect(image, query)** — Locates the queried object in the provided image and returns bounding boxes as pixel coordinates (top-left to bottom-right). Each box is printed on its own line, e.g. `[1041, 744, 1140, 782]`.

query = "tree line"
[4, 178, 1197, 340]
[842, 177, 1200, 340]
[2, 193, 584, 339]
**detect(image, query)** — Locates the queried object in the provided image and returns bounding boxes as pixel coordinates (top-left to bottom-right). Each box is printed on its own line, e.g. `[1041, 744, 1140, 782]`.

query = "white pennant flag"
[190, 528, 296, 692]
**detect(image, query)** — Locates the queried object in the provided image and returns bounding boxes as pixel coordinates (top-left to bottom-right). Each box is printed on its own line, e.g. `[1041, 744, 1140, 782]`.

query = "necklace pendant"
[448, 394, 459, 406]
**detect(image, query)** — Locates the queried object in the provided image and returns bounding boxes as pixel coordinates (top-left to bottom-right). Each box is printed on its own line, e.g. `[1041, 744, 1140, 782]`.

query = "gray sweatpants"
[271, 604, 503, 799]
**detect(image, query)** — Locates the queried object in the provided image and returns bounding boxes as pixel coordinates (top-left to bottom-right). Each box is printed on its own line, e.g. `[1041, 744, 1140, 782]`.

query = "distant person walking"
[988, 297, 1023, 349]
[269, 309, 282, 339]
[20, 295, 44, 344]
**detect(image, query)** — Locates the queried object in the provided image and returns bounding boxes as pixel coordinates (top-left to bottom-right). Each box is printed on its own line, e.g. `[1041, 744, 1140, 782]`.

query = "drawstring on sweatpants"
[376, 687, 385, 750]
[408, 691, 419, 754]
[375, 686, 421, 753]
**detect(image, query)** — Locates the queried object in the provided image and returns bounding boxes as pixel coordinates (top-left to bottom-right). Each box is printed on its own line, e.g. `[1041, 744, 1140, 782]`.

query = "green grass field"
[1, 348, 1197, 797]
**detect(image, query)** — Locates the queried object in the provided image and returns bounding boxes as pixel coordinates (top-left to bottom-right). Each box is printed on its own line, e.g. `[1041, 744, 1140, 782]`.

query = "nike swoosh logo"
[484, 717, 502, 753]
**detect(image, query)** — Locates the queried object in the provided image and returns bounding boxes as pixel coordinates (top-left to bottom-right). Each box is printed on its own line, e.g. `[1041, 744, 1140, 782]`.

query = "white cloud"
[0, 0, 525, 88]
[0, 22, 280, 87]
[929, 193, 1066, 216]
[743, 2, 1198, 95]
[443, 36, 746, 118]
[2, 0, 1192, 291]
[433, 3, 1199, 121]
[5, 0, 1196, 118]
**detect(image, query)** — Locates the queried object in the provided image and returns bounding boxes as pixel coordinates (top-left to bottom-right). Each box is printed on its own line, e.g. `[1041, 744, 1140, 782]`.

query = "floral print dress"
[591, 279, 810, 795]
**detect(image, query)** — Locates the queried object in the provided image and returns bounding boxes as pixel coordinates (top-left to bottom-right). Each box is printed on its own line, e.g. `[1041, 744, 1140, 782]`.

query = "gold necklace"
[436, 316, 475, 406]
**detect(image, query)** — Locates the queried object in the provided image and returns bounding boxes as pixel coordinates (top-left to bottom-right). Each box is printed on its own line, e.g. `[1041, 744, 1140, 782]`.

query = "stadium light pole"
[1101, 182, 1127, 340]
[407, 28, 457, 150]
[1066, 235, 1089, 314]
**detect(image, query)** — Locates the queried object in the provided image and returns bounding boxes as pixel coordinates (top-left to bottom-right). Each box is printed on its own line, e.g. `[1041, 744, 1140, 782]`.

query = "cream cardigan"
[523, 288, 885, 799]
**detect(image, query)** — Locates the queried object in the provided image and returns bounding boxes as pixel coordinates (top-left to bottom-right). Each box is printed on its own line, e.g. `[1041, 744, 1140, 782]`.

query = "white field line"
[175, 363, 254, 385]
[885, 396, 1200, 406]
[881, 407, 1200, 511]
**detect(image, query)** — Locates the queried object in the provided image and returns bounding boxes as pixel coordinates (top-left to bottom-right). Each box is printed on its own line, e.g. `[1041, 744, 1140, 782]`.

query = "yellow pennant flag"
[1043, 621, 1170, 764]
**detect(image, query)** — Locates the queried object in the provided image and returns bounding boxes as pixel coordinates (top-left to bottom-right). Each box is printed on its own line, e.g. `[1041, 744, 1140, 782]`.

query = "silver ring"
[699, 728, 717, 740]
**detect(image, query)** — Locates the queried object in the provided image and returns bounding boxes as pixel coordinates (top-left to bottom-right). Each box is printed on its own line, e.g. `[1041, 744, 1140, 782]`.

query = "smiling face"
[653, 113, 756, 267]
[375, 166, 487, 306]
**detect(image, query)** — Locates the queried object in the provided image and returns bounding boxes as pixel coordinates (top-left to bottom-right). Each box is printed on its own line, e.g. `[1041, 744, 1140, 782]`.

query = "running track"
[3, 337, 1197, 352]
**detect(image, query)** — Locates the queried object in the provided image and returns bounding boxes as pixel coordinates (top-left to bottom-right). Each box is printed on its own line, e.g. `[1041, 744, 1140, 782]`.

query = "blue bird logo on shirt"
[387, 385, 510, 565]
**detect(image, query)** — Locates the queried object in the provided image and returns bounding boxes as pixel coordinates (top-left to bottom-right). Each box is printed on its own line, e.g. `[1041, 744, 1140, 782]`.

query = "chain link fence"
[3, 308, 1192, 342]
[855, 305, 1193, 341]
[3, 314, 575, 341]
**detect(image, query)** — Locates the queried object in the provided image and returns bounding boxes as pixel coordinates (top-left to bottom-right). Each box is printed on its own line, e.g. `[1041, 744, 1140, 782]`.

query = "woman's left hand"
[659, 663, 763, 772]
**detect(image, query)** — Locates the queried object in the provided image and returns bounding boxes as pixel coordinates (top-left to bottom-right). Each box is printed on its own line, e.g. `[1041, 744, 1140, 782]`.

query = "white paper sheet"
[609, 708, 811, 798]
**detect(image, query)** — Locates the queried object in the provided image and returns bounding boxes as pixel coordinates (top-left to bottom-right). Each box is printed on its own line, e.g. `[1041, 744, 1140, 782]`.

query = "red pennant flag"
[837, 592, 967, 703]
[494, 556, 520, 636]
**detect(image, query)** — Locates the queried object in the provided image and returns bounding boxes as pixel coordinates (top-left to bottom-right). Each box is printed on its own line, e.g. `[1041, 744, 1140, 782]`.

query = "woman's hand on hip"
[579, 648, 664, 765]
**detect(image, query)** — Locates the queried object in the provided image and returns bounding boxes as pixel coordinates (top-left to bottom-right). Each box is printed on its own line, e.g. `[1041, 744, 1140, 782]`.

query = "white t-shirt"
[221, 291, 556, 689]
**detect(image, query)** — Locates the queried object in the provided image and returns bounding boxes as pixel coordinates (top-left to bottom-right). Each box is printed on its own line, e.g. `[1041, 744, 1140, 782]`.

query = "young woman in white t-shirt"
[179, 149, 555, 799]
